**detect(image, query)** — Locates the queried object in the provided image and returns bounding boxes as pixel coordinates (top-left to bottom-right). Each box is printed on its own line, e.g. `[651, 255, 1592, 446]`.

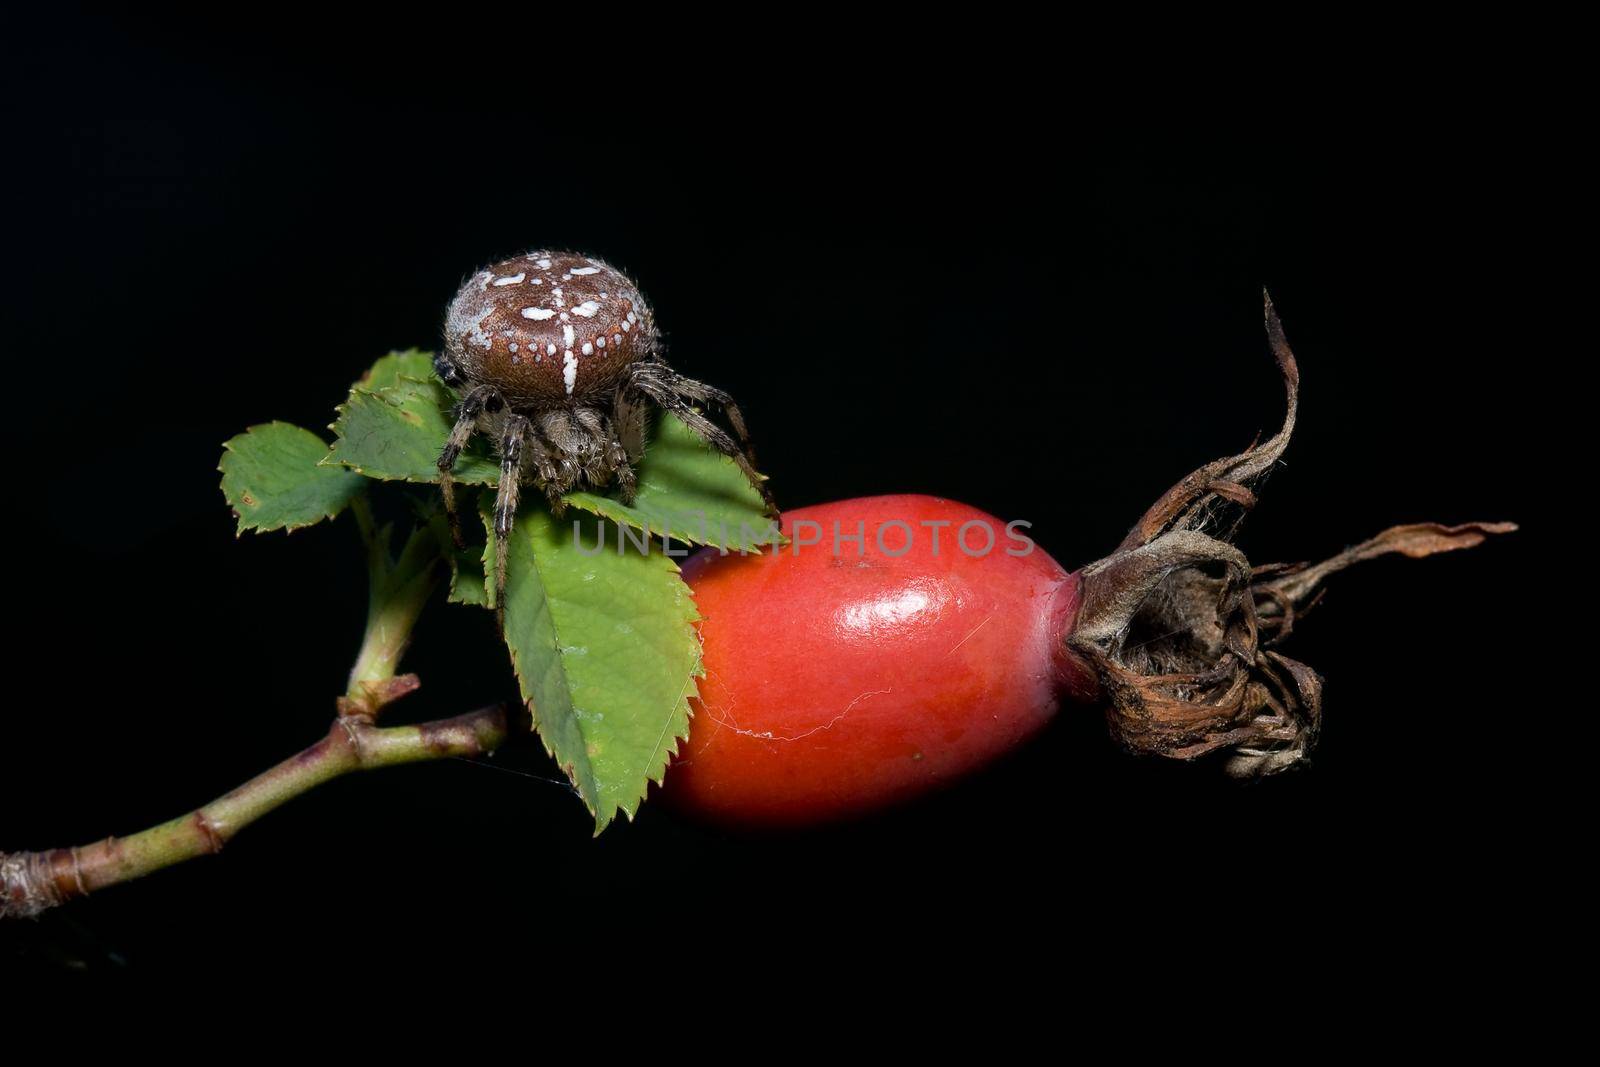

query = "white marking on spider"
[492, 273, 526, 286]
[449, 299, 495, 348]
[546, 342, 557, 356]
[571, 300, 600, 318]
[562, 324, 576, 349]
[581, 342, 593, 355]
[620, 319, 631, 332]
[570, 266, 601, 275]
[596, 336, 606, 349]
[551, 287, 565, 307]
[562, 351, 578, 394]
[536, 258, 552, 269]
[521, 307, 555, 321]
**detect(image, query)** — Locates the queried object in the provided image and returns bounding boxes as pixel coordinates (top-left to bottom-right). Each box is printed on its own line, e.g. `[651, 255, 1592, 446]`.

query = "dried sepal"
[1115, 291, 1299, 552]
[1069, 292, 1514, 775]
[1252, 521, 1518, 645]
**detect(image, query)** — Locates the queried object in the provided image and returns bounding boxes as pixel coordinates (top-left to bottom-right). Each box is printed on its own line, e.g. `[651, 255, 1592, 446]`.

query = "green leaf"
[355, 349, 437, 393]
[324, 374, 501, 485]
[219, 422, 367, 534]
[565, 413, 784, 551]
[416, 493, 493, 608]
[493, 504, 701, 832]
[447, 541, 491, 607]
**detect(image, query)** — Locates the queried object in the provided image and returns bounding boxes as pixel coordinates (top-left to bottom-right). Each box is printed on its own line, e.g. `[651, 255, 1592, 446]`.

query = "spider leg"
[609, 389, 650, 503]
[535, 411, 583, 516]
[611, 449, 636, 504]
[523, 426, 562, 492]
[432, 349, 468, 388]
[626, 364, 776, 515]
[492, 413, 531, 619]
[437, 384, 501, 547]
[606, 420, 636, 504]
[678, 380, 752, 450]
[631, 362, 754, 450]
[572, 407, 616, 487]
[613, 386, 648, 459]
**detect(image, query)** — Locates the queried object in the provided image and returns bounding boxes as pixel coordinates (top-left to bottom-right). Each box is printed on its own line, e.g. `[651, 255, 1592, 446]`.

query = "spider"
[434, 250, 775, 607]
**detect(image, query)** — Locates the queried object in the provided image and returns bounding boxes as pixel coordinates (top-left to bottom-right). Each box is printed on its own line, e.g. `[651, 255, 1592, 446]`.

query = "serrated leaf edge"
[218, 420, 363, 537]
[319, 377, 499, 485]
[493, 507, 705, 832]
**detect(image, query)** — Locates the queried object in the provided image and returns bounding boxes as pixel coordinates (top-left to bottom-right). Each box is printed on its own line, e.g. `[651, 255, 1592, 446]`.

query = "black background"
[2, 17, 1546, 981]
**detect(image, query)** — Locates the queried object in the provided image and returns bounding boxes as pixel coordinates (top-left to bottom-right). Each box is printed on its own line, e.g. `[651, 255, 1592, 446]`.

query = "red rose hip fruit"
[669, 495, 1093, 826]
[664, 297, 1511, 826]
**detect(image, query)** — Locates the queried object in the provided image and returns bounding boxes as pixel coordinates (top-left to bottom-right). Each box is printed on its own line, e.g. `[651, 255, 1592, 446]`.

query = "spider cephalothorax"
[435, 249, 774, 605]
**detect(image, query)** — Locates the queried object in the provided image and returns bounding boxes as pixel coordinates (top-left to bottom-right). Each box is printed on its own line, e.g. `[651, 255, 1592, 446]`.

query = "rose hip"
[665, 295, 1513, 826]
[672, 496, 1094, 825]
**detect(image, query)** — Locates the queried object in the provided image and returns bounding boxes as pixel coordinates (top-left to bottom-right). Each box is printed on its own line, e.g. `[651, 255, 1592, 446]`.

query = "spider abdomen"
[441, 250, 655, 404]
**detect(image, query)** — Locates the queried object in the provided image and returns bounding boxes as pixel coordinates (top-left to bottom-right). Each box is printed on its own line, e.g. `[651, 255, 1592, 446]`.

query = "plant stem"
[1, 704, 508, 919]
[345, 503, 443, 711]
[1, 501, 490, 920]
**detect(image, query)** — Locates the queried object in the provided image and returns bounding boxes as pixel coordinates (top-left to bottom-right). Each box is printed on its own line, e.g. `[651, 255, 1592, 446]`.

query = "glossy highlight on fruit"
[668, 495, 1092, 826]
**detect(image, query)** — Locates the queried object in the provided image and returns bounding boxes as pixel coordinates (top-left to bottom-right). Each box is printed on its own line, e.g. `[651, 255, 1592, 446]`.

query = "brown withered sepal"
[1067, 292, 1514, 775]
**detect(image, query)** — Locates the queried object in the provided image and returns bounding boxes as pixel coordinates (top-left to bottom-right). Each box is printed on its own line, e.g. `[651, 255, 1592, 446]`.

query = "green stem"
[345, 510, 442, 707]
[1, 501, 489, 920]
[1, 705, 508, 919]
